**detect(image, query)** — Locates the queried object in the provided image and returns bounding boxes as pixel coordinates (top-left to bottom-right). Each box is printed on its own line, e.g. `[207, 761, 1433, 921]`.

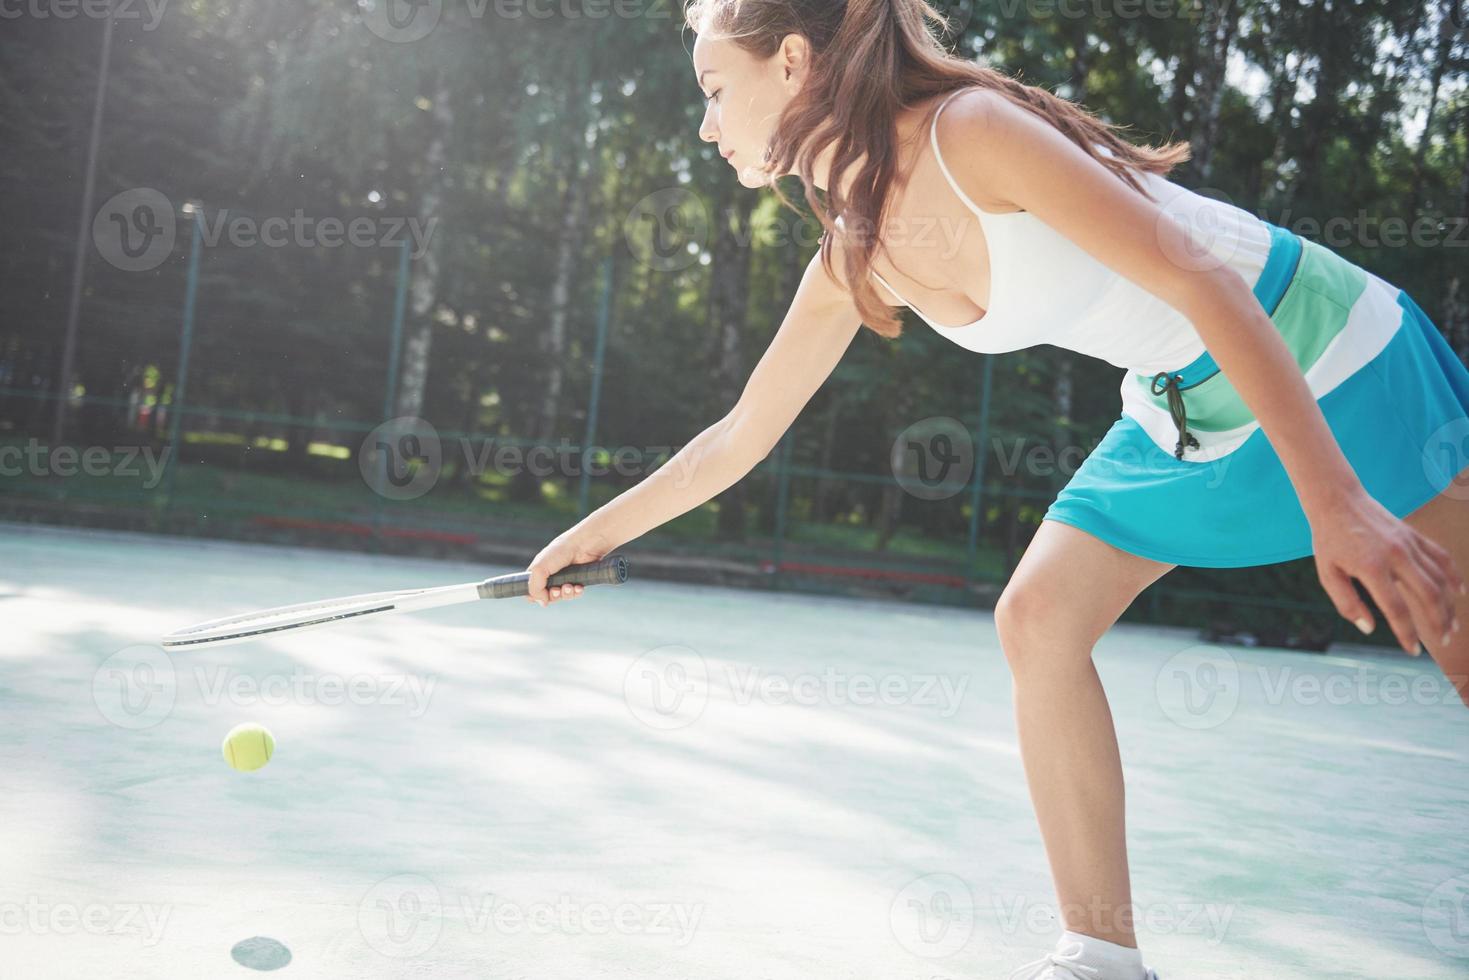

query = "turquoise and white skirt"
[1043, 222, 1469, 568]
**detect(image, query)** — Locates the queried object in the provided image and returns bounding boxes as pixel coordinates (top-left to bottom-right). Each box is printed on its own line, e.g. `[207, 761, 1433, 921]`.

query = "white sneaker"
[1006, 938, 1101, 980]
[1006, 938, 1162, 980]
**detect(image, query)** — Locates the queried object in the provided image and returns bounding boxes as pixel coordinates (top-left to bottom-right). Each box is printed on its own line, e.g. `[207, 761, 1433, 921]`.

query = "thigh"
[1402, 479, 1469, 702]
[997, 518, 1177, 652]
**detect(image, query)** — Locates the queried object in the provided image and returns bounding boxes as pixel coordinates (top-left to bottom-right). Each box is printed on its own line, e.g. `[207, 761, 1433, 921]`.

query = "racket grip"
[479, 554, 629, 599]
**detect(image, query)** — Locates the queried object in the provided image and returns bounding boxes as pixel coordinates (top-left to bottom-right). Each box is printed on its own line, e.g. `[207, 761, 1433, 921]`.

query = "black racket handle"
[478, 554, 629, 599]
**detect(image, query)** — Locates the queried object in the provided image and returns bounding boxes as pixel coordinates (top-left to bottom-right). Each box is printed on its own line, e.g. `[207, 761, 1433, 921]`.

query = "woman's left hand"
[1310, 489, 1464, 655]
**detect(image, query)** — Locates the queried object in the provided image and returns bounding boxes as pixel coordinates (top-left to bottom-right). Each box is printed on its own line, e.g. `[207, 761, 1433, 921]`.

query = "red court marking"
[250, 515, 478, 546]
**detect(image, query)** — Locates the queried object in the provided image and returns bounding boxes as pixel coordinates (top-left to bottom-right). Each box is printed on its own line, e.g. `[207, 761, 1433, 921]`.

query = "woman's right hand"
[524, 527, 614, 607]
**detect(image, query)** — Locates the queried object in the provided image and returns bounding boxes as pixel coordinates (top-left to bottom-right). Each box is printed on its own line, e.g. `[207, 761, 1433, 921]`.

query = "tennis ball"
[221, 722, 275, 772]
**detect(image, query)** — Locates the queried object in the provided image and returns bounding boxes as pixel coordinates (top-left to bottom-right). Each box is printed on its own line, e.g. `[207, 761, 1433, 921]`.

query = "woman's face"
[692, 30, 808, 188]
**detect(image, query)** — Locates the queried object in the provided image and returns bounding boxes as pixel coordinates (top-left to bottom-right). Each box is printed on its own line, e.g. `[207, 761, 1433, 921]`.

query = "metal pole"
[161, 208, 204, 517]
[52, 1, 116, 446]
[578, 255, 613, 518]
[964, 353, 994, 587]
[384, 237, 410, 421]
[371, 237, 412, 552]
[770, 433, 793, 587]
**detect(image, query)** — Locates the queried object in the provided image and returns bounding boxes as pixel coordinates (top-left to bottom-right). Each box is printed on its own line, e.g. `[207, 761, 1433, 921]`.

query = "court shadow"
[230, 935, 292, 970]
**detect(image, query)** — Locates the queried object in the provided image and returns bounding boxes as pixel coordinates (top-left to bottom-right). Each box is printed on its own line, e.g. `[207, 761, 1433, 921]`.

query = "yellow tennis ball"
[221, 722, 275, 772]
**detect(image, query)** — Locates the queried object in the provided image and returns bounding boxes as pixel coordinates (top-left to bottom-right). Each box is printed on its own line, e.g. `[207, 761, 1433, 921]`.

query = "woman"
[524, 1, 1469, 977]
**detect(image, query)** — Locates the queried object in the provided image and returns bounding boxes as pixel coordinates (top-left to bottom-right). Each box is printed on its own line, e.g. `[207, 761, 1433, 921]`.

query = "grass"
[0, 432, 1007, 578]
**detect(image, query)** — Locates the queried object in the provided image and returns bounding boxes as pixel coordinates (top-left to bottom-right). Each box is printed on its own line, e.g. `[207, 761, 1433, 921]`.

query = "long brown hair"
[684, 0, 1192, 338]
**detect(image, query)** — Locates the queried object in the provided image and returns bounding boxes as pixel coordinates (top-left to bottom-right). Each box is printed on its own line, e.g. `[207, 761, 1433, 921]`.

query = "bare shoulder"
[928, 86, 1038, 214]
[932, 85, 1010, 125]
[807, 228, 863, 302]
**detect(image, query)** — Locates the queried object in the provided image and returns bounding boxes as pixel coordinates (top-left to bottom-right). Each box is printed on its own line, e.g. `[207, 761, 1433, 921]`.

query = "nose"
[698, 104, 719, 146]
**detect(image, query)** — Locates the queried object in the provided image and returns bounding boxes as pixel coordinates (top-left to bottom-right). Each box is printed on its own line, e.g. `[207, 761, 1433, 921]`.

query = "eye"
[702, 89, 721, 106]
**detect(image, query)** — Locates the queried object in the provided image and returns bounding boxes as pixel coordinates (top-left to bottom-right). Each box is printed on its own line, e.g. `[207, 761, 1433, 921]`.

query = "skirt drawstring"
[1150, 371, 1200, 460]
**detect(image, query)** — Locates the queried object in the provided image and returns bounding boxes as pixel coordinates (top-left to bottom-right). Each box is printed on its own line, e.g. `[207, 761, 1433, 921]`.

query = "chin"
[735, 164, 772, 188]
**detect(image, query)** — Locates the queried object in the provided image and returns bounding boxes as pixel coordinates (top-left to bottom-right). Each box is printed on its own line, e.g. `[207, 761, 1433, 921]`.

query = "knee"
[994, 582, 1101, 673]
[992, 585, 1028, 651]
[994, 583, 1051, 669]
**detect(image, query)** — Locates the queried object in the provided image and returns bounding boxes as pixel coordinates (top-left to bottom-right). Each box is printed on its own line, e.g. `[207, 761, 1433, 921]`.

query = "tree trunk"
[1291, 2, 1347, 211]
[536, 147, 590, 449]
[1409, 2, 1456, 217]
[1050, 353, 1073, 497]
[508, 82, 595, 505]
[395, 70, 453, 421]
[1066, 24, 1089, 102]
[812, 395, 843, 524]
[874, 385, 916, 553]
[1263, 56, 1300, 205]
[1189, 0, 1241, 184]
[1167, 37, 1198, 139]
[1443, 104, 1469, 355]
[284, 383, 314, 472]
[447, 371, 483, 491]
[712, 187, 756, 542]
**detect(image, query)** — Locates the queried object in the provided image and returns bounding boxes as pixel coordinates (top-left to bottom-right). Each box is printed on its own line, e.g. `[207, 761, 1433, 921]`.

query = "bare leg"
[995, 519, 1176, 948]
[1402, 474, 1469, 707]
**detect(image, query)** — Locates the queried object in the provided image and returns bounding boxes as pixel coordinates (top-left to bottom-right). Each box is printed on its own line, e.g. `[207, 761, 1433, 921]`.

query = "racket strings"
[162, 589, 428, 644]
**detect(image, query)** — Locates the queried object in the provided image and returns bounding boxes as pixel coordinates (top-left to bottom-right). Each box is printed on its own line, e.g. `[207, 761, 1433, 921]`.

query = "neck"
[809, 105, 924, 199]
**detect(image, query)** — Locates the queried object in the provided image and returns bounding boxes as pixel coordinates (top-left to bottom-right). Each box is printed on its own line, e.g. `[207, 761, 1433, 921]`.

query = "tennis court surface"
[2, 523, 1466, 979]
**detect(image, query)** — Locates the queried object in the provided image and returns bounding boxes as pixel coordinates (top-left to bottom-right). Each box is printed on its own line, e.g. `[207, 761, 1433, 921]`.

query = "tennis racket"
[160, 555, 629, 649]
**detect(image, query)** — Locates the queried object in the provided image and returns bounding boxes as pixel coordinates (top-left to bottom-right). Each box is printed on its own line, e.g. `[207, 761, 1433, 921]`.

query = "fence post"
[160, 205, 204, 525]
[384, 237, 410, 422]
[370, 239, 412, 553]
[52, 0, 115, 448]
[769, 432, 793, 588]
[578, 255, 613, 518]
[964, 353, 994, 590]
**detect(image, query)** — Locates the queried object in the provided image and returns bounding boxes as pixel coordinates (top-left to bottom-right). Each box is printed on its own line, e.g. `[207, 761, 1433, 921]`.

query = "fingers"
[546, 583, 585, 603]
[1363, 541, 1452, 655]
[1323, 534, 1463, 656]
[524, 536, 600, 607]
[523, 575, 586, 608]
[525, 562, 550, 606]
[1319, 562, 1375, 637]
[1401, 537, 1462, 647]
[1363, 559, 1421, 654]
[1414, 531, 1469, 602]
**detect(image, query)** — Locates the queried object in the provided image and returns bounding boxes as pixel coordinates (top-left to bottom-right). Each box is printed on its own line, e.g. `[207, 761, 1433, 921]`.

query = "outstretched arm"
[526, 246, 864, 604]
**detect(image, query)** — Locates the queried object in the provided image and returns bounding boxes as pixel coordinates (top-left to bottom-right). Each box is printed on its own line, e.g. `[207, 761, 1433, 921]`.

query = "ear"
[778, 33, 810, 87]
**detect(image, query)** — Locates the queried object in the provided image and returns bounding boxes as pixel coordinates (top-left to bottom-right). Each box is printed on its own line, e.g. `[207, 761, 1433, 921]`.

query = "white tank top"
[864, 87, 1274, 377]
